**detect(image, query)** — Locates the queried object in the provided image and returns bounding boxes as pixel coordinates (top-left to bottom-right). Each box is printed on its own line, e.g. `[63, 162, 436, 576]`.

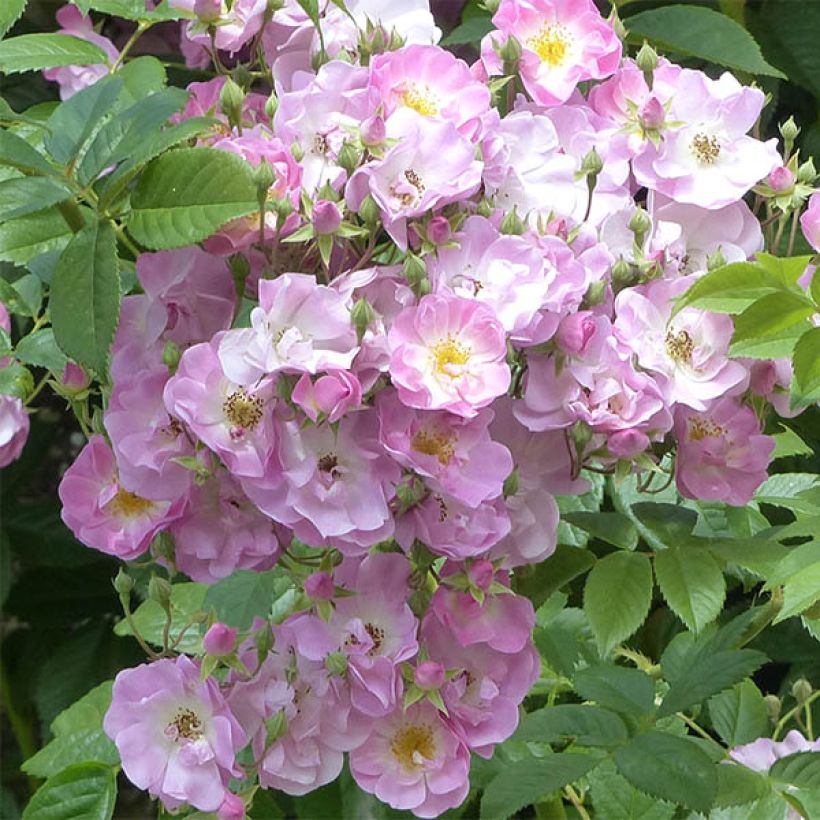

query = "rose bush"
[2, 0, 820, 818]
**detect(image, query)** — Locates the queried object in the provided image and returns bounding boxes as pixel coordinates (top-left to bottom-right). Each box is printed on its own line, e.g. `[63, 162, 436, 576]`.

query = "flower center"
[105, 489, 155, 519]
[166, 708, 203, 742]
[690, 132, 720, 165]
[313, 133, 330, 155]
[390, 723, 437, 771]
[665, 329, 694, 364]
[688, 417, 726, 441]
[527, 23, 572, 66]
[411, 429, 456, 465]
[432, 336, 471, 377]
[223, 389, 263, 433]
[364, 622, 385, 655]
[318, 452, 340, 476]
[400, 84, 440, 118]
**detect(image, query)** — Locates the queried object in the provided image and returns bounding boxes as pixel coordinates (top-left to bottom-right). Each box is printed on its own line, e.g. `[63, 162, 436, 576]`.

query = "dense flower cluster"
[13, 0, 813, 816]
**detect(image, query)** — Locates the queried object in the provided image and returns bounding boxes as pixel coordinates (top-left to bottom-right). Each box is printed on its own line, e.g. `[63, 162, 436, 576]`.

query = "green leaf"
[0, 34, 109, 75]
[23, 682, 118, 778]
[0, 0, 27, 39]
[775, 560, 820, 623]
[729, 291, 817, 356]
[625, 5, 785, 78]
[728, 320, 810, 360]
[0, 177, 73, 221]
[654, 545, 726, 633]
[86, 0, 192, 21]
[583, 551, 653, 655]
[0, 208, 74, 265]
[113, 582, 206, 652]
[0, 129, 55, 175]
[50, 220, 120, 376]
[128, 147, 259, 249]
[573, 664, 656, 717]
[15, 329, 68, 372]
[480, 753, 604, 820]
[792, 327, 820, 407]
[22, 763, 116, 820]
[0, 361, 33, 398]
[512, 544, 595, 609]
[715, 763, 771, 808]
[770, 752, 820, 789]
[44, 77, 123, 166]
[203, 569, 297, 630]
[441, 14, 494, 46]
[708, 680, 769, 747]
[588, 760, 676, 820]
[630, 502, 697, 548]
[672, 262, 786, 316]
[514, 704, 628, 748]
[772, 426, 814, 459]
[614, 731, 718, 813]
[658, 648, 767, 717]
[561, 511, 638, 550]
[117, 55, 168, 104]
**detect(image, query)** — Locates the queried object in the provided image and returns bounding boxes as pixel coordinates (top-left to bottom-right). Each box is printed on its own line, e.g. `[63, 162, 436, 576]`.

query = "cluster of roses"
[2, 0, 816, 816]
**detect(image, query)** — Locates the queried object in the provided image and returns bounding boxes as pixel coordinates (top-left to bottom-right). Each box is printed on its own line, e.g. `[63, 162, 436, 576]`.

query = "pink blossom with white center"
[429, 564, 535, 654]
[800, 192, 820, 252]
[396, 493, 511, 560]
[421, 615, 539, 756]
[346, 117, 482, 249]
[614, 276, 748, 411]
[632, 69, 780, 209]
[136, 247, 236, 348]
[164, 335, 277, 479]
[104, 656, 246, 813]
[275, 61, 372, 193]
[481, 109, 577, 226]
[241, 408, 400, 553]
[58, 435, 186, 561]
[228, 623, 368, 796]
[0, 395, 29, 468]
[170, 468, 281, 583]
[348, 701, 470, 819]
[730, 730, 820, 774]
[430, 215, 551, 340]
[674, 398, 774, 506]
[387, 294, 510, 419]
[292, 369, 362, 423]
[43, 6, 118, 99]
[369, 45, 491, 141]
[588, 58, 682, 156]
[481, 0, 621, 108]
[105, 368, 194, 502]
[218, 274, 358, 386]
[377, 388, 513, 507]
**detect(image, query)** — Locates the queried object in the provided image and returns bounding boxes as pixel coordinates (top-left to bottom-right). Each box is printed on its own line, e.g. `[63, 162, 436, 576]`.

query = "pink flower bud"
[312, 200, 342, 235]
[638, 97, 664, 130]
[768, 165, 795, 193]
[414, 660, 446, 691]
[292, 370, 361, 423]
[194, 0, 222, 23]
[546, 217, 569, 239]
[467, 559, 494, 592]
[61, 362, 90, 391]
[426, 216, 451, 246]
[304, 571, 334, 601]
[749, 361, 777, 396]
[556, 312, 597, 355]
[360, 115, 386, 146]
[607, 429, 650, 459]
[203, 622, 237, 656]
[217, 792, 245, 820]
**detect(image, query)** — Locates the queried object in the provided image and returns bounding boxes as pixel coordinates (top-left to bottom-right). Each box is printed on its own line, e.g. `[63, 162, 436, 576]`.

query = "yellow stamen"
[688, 417, 725, 441]
[527, 23, 571, 66]
[390, 723, 436, 771]
[665, 329, 695, 364]
[411, 429, 456, 465]
[105, 489, 155, 519]
[690, 132, 721, 164]
[432, 336, 471, 377]
[223, 389, 263, 431]
[401, 85, 440, 118]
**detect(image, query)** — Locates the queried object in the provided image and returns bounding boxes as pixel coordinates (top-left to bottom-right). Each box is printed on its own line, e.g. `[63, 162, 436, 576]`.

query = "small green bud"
[148, 575, 172, 612]
[325, 652, 349, 676]
[264, 710, 289, 746]
[388, 28, 405, 51]
[497, 34, 522, 67]
[779, 116, 800, 144]
[219, 77, 245, 129]
[792, 678, 813, 705]
[264, 91, 278, 122]
[582, 279, 607, 307]
[232, 64, 253, 91]
[476, 198, 494, 218]
[254, 624, 274, 658]
[611, 256, 634, 289]
[415, 278, 432, 298]
[290, 141, 304, 162]
[580, 147, 604, 179]
[113, 568, 135, 598]
[351, 297, 376, 342]
[254, 158, 276, 199]
[403, 253, 428, 287]
[798, 157, 817, 185]
[481, 0, 501, 13]
[707, 247, 727, 271]
[162, 339, 181, 373]
[635, 41, 658, 79]
[500, 208, 525, 236]
[628, 207, 651, 240]
[571, 421, 593, 456]
[337, 142, 362, 175]
[359, 194, 381, 227]
[764, 694, 782, 724]
[609, 7, 627, 41]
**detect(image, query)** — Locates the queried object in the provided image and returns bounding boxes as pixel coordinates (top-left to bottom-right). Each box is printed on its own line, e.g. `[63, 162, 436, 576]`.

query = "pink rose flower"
[0, 395, 29, 468]
[203, 623, 238, 656]
[292, 370, 362, 423]
[801, 192, 820, 252]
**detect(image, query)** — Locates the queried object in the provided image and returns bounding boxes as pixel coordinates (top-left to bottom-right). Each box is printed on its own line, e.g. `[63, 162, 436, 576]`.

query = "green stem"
[121, 596, 161, 660]
[773, 690, 820, 740]
[111, 22, 152, 72]
[114, 221, 141, 259]
[678, 713, 725, 752]
[563, 785, 591, 820]
[56, 199, 85, 233]
[24, 372, 51, 407]
[787, 205, 804, 257]
[0, 656, 40, 795]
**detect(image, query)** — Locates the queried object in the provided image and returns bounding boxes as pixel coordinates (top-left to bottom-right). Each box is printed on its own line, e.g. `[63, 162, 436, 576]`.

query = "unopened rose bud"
[219, 78, 245, 129]
[797, 158, 817, 185]
[608, 429, 650, 459]
[203, 622, 237, 656]
[792, 678, 813, 705]
[351, 297, 376, 342]
[635, 42, 658, 80]
[467, 559, 494, 592]
[556, 312, 597, 355]
[628, 207, 651, 240]
[639, 97, 664, 130]
[426, 216, 451, 246]
[414, 661, 446, 691]
[580, 147, 603, 178]
[780, 117, 800, 143]
[264, 92, 278, 121]
[61, 362, 90, 392]
[500, 208, 525, 235]
[769, 165, 795, 193]
[113, 568, 135, 598]
[359, 194, 380, 227]
[217, 793, 245, 820]
[337, 142, 361, 175]
[304, 571, 335, 601]
[194, 0, 221, 24]
[764, 694, 782, 723]
[312, 199, 342, 235]
[148, 575, 172, 612]
[254, 624, 273, 657]
[360, 115, 386, 147]
[497, 34, 521, 67]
